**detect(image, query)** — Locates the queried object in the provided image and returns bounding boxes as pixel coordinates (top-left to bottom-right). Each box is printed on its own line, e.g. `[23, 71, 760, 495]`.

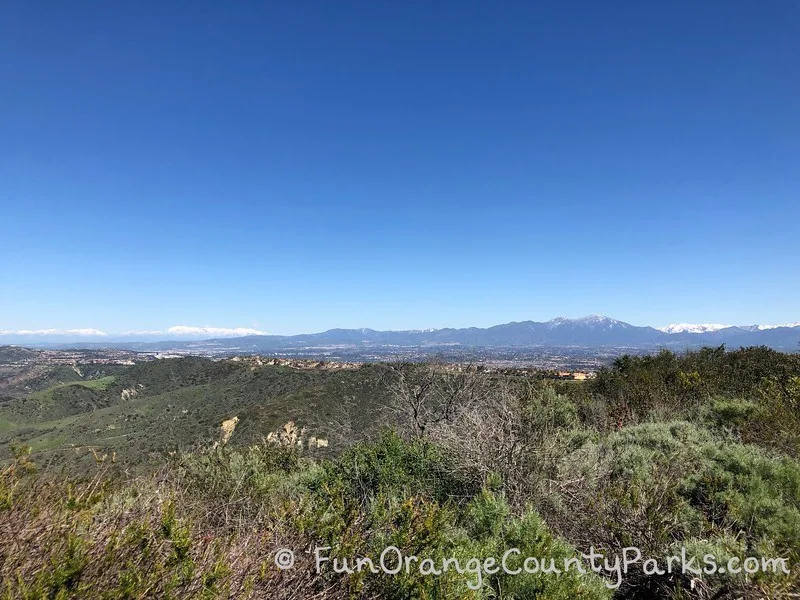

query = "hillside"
[0, 357, 400, 470]
[1, 346, 799, 598]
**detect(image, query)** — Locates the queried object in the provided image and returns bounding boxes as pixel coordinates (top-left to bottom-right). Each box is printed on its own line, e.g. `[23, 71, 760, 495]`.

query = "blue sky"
[1, 1, 798, 336]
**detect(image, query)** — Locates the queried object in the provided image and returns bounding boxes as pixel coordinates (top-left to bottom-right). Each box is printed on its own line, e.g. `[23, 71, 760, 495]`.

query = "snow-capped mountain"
[758, 322, 800, 330]
[3, 316, 798, 350]
[659, 323, 730, 334]
[660, 322, 800, 334]
[549, 315, 630, 329]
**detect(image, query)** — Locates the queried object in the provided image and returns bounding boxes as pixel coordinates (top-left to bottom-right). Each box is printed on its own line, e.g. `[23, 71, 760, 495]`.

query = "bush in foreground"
[0, 436, 610, 599]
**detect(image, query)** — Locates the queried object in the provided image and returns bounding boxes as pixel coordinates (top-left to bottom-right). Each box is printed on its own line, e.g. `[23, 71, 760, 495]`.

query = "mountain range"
[4, 316, 799, 351]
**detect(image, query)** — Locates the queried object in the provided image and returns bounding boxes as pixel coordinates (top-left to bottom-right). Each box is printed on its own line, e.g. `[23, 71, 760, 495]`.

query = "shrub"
[549, 421, 800, 598]
[306, 430, 475, 508]
[708, 397, 757, 430]
[462, 489, 612, 599]
[743, 376, 800, 456]
[296, 433, 610, 598]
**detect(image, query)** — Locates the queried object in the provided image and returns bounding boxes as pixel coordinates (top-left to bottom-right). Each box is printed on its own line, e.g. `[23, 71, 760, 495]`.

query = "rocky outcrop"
[120, 384, 145, 401]
[266, 421, 329, 450]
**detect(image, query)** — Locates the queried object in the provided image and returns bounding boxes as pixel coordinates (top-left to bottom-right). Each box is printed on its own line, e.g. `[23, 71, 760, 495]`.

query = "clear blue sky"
[2, 1, 798, 335]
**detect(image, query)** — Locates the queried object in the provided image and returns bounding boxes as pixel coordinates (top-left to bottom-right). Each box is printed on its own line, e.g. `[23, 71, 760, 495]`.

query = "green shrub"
[709, 397, 757, 429]
[463, 489, 612, 599]
[550, 421, 800, 598]
[299, 433, 609, 598]
[743, 375, 800, 456]
[307, 430, 476, 508]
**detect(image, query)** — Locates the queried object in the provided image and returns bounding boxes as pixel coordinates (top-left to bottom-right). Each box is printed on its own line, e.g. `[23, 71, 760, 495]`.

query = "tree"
[384, 362, 490, 439]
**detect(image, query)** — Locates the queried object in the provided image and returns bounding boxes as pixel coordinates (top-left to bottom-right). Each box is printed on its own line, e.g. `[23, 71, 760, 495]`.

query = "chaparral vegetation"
[1, 346, 799, 598]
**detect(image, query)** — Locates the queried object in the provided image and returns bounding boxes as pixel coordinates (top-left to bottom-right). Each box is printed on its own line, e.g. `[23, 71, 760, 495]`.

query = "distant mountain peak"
[548, 315, 627, 328]
[3, 316, 798, 349]
[551, 314, 604, 322]
[578, 314, 620, 323]
[659, 323, 731, 334]
[758, 322, 800, 330]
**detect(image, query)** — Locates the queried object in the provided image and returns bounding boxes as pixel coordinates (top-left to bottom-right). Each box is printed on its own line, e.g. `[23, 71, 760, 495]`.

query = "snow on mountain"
[166, 326, 269, 338]
[3, 317, 797, 346]
[659, 323, 731, 334]
[758, 322, 800, 330]
[548, 315, 629, 329]
[0, 328, 108, 337]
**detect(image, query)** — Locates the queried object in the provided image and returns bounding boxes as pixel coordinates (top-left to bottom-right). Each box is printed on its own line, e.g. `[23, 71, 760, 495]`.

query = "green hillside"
[0, 358, 396, 470]
[1, 347, 799, 598]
